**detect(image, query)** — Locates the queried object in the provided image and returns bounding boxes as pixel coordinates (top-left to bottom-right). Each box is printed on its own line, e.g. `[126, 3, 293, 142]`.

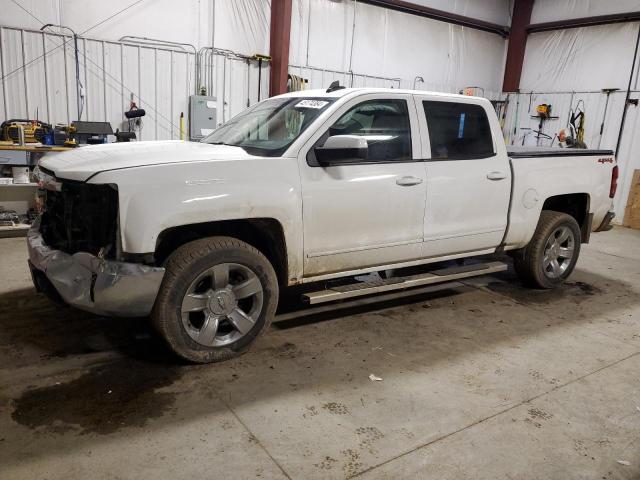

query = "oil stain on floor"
[11, 359, 183, 435]
[486, 279, 603, 305]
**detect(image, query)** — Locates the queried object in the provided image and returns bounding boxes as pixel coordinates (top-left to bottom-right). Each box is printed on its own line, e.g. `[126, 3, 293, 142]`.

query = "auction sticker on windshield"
[296, 100, 329, 109]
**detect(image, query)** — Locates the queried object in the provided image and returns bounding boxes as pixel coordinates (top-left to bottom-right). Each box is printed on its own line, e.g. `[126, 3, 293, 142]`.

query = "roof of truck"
[276, 87, 485, 101]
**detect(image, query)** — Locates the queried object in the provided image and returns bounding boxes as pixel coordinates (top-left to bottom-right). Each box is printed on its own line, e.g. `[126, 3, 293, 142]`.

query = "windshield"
[201, 97, 335, 156]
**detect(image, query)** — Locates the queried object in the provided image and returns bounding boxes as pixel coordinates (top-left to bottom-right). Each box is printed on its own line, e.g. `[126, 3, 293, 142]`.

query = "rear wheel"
[152, 236, 278, 363]
[513, 210, 581, 289]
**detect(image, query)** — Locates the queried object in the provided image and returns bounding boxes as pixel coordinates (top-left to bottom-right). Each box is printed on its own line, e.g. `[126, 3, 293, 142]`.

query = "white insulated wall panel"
[520, 23, 640, 92]
[410, 0, 511, 26]
[214, 0, 271, 56]
[531, 0, 640, 24]
[290, 0, 508, 94]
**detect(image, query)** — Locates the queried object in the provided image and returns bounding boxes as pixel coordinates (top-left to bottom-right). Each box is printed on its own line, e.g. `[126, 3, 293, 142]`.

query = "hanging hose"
[287, 74, 307, 92]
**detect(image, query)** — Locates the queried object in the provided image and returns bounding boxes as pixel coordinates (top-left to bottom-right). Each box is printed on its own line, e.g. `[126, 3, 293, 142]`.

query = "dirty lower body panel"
[27, 217, 165, 317]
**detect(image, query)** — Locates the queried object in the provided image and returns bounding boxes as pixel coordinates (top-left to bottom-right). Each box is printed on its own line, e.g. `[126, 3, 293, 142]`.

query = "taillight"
[610, 165, 619, 198]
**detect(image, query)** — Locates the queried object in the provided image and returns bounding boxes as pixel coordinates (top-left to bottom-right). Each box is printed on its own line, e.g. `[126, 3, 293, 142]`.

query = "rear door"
[298, 93, 426, 278]
[414, 96, 511, 257]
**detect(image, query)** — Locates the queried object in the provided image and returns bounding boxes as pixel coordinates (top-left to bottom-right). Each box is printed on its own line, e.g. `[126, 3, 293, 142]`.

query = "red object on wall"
[502, 0, 534, 92]
[269, 0, 293, 97]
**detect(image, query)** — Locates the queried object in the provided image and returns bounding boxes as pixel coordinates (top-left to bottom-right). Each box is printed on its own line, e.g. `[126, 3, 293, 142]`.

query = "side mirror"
[314, 135, 368, 165]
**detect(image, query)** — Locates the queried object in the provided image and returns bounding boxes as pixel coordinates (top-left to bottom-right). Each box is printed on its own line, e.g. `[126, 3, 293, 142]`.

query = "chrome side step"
[302, 261, 508, 305]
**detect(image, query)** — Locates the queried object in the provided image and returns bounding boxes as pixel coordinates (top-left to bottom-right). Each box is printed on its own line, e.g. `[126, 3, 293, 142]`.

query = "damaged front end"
[27, 178, 165, 317]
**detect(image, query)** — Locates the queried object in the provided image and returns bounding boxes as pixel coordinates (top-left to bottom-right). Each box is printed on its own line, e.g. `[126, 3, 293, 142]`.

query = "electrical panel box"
[189, 95, 218, 140]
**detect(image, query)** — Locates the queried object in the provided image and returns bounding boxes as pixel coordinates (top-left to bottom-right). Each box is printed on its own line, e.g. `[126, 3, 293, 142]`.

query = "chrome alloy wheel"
[542, 226, 575, 279]
[181, 263, 264, 347]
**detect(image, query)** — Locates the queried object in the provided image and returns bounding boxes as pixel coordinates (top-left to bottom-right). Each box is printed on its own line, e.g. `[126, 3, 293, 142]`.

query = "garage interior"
[1, 0, 640, 479]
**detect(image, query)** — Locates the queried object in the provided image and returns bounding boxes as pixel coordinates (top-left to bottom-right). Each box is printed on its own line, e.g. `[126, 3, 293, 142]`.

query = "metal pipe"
[527, 11, 640, 33]
[305, 0, 312, 67]
[137, 45, 141, 140]
[246, 58, 251, 107]
[221, 56, 226, 123]
[598, 88, 619, 149]
[289, 63, 401, 86]
[121, 36, 198, 95]
[615, 23, 640, 157]
[20, 29, 29, 117]
[0, 28, 8, 120]
[41, 32, 51, 122]
[348, 0, 357, 79]
[155, 48, 158, 140]
[80, 36, 86, 120]
[40, 24, 82, 120]
[120, 43, 124, 131]
[102, 41, 107, 122]
[170, 49, 174, 138]
[62, 36, 70, 124]
[118, 36, 195, 54]
[257, 57, 263, 101]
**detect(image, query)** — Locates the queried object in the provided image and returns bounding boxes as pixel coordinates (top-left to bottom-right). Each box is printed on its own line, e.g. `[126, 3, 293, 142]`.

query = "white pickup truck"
[29, 86, 618, 363]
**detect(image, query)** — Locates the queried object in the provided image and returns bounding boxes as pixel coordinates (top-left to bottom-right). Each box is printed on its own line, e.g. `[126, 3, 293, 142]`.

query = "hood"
[40, 141, 254, 182]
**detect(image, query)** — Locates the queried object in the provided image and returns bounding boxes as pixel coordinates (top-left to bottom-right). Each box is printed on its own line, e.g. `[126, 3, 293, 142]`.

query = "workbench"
[0, 144, 72, 237]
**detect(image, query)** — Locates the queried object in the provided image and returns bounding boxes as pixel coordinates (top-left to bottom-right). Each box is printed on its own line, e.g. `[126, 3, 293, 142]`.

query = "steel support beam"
[502, 0, 534, 92]
[359, 0, 509, 37]
[269, 0, 292, 96]
[528, 11, 640, 33]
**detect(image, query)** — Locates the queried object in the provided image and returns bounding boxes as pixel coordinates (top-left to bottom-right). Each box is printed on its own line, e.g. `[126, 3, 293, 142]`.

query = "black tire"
[152, 236, 278, 363]
[513, 210, 581, 289]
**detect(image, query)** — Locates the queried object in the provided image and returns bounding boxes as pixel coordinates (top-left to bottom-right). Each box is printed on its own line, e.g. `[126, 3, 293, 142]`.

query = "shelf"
[0, 182, 38, 187]
[0, 223, 30, 238]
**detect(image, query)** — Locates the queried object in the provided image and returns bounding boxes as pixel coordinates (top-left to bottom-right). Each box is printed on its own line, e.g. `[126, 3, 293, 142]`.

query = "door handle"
[396, 176, 424, 186]
[486, 171, 507, 181]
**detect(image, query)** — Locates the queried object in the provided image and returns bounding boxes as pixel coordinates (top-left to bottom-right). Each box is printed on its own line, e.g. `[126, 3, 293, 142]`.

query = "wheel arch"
[155, 218, 289, 287]
[540, 192, 591, 242]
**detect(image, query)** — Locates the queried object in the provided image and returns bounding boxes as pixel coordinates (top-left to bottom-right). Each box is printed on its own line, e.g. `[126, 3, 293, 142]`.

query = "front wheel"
[152, 236, 279, 363]
[513, 210, 581, 289]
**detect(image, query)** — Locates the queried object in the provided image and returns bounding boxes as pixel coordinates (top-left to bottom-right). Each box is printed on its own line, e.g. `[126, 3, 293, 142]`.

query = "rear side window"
[423, 101, 494, 160]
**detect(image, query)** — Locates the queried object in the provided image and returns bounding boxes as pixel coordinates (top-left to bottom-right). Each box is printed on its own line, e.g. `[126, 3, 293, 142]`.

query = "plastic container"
[11, 167, 30, 184]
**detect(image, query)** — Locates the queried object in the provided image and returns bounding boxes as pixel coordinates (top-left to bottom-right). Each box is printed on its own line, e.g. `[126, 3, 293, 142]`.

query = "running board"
[302, 261, 508, 305]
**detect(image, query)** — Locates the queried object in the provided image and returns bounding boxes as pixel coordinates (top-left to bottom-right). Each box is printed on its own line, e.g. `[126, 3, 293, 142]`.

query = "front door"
[299, 94, 426, 278]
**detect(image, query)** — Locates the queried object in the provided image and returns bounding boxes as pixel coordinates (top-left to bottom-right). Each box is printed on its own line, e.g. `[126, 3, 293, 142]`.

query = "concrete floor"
[1, 228, 639, 480]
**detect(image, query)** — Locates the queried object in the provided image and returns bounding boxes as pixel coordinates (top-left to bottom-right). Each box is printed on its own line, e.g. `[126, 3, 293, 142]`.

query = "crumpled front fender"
[27, 217, 165, 317]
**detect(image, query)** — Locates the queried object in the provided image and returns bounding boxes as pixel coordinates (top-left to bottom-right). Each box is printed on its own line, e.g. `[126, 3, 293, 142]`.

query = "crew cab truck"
[28, 87, 618, 363]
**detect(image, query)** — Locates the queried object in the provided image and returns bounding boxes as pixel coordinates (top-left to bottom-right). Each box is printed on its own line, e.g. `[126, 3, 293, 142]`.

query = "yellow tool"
[1, 119, 51, 143]
[536, 104, 551, 119]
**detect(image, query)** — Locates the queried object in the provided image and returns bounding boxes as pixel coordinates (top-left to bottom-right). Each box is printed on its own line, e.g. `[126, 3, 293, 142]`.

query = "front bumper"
[27, 218, 165, 317]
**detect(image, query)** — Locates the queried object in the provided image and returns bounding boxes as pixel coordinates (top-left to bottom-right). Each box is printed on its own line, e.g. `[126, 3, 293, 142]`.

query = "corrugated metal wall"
[0, 26, 194, 140]
[0, 26, 269, 140]
[288, 64, 401, 90]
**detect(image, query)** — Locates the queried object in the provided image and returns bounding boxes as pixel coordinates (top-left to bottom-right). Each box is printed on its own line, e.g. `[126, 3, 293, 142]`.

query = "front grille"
[40, 181, 119, 257]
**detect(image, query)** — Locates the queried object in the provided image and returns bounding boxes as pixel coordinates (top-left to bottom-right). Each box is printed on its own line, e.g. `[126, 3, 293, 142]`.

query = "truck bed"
[506, 146, 614, 158]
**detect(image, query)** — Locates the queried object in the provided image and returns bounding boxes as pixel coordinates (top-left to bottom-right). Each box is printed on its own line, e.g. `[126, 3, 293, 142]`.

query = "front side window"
[326, 99, 412, 162]
[202, 97, 335, 157]
[423, 101, 494, 160]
